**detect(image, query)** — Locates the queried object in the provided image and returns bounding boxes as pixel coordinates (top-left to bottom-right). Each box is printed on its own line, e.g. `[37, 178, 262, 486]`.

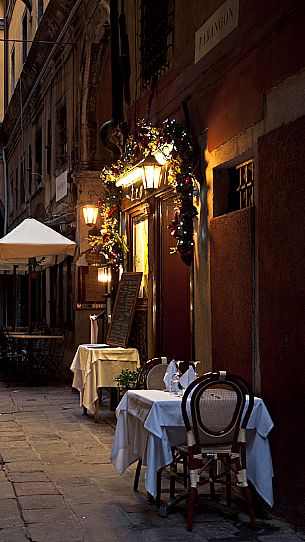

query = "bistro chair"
[136, 357, 169, 390]
[167, 371, 256, 531]
[32, 327, 68, 380]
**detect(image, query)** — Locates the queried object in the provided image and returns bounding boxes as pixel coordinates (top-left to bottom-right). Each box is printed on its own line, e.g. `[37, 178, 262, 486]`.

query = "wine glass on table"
[192, 361, 200, 379]
[170, 361, 182, 395]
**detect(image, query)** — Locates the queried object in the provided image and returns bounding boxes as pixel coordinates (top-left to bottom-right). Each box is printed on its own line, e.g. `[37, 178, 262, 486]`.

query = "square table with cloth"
[111, 389, 274, 507]
[70, 345, 140, 420]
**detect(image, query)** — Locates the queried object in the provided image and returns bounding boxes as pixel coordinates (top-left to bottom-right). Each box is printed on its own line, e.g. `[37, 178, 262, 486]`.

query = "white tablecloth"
[70, 345, 140, 412]
[111, 389, 274, 506]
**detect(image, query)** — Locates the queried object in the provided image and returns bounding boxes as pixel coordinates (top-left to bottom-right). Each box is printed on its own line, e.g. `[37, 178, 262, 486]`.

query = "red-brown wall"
[210, 208, 253, 384]
[131, 0, 305, 149]
[258, 116, 305, 527]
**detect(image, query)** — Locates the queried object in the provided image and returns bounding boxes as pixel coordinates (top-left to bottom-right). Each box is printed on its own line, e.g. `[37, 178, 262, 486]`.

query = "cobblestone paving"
[0, 382, 304, 542]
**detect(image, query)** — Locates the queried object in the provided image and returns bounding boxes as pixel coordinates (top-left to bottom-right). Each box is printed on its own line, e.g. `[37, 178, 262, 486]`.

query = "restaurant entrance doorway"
[157, 196, 192, 360]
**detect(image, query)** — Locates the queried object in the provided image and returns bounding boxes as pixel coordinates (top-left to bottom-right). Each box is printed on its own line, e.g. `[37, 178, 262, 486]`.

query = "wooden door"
[158, 197, 191, 360]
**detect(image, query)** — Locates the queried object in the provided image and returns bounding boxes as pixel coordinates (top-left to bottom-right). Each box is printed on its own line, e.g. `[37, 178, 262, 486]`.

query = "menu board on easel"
[106, 272, 142, 347]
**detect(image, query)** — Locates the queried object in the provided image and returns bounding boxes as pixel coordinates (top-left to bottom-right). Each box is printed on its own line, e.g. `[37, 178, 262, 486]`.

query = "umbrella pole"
[12, 265, 17, 331]
[28, 271, 32, 333]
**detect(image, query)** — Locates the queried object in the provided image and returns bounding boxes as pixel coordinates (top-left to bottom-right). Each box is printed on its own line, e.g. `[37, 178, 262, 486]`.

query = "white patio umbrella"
[0, 218, 77, 329]
[0, 218, 76, 259]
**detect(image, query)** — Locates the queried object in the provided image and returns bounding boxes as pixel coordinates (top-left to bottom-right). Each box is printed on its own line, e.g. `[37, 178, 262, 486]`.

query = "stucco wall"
[258, 116, 305, 527]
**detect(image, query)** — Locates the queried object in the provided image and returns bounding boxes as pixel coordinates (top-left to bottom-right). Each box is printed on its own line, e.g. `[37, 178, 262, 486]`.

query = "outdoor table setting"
[2, 330, 67, 379]
[70, 344, 141, 421]
[111, 382, 274, 509]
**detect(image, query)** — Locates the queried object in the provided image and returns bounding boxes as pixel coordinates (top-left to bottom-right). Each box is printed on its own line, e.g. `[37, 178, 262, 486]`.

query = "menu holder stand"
[106, 272, 142, 348]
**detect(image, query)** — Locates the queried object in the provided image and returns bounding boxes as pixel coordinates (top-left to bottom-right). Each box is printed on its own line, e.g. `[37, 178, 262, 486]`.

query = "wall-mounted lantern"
[82, 204, 99, 226]
[141, 153, 163, 189]
[97, 266, 111, 284]
[115, 153, 163, 190]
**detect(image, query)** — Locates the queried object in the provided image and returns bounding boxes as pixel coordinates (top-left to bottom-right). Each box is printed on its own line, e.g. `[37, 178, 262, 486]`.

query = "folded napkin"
[179, 366, 196, 389]
[163, 360, 179, 392]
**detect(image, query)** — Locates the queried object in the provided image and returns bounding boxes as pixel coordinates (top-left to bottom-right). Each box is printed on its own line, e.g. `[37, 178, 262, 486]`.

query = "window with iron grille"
[20, 156, 26, 205]
[56, 101, 67, 170]
[231, 159, 254, 211]
[35, 129, 42, 186]
[213, 159, 254, 217]
[140, 0, 174, 89]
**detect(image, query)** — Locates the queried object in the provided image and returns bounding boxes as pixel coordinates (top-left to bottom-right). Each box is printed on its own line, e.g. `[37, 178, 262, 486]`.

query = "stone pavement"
[0, 382, 304, 542]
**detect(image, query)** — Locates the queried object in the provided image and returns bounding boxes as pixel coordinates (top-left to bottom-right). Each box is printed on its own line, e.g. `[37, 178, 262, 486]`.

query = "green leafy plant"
[28, 256, 45, 270]
[114, 368, 139, 390]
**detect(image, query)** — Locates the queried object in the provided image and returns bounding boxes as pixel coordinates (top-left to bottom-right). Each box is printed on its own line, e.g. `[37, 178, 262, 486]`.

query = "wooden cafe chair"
[165, 371, 256, 531]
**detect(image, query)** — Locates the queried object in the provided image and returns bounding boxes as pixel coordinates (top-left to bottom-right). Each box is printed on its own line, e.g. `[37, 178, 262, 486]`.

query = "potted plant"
[28, 257, 44, 279]
[114, 368, 139, 397]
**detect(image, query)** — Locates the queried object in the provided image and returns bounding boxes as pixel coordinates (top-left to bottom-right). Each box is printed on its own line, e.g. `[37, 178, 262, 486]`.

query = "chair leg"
[133, 459, 142, 491]
[183, 455, 188, 488]
[225, 464, 232, 507]
[170, 465, 176, 499]
[156, 469, 162, 507]
[242, 485, 256, 529]
[209, 464, 216, 500]
[187, 487, 197, 531]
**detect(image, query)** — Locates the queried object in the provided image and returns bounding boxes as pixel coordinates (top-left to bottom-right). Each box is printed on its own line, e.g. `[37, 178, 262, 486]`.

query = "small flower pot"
[29, 270, 41, 280]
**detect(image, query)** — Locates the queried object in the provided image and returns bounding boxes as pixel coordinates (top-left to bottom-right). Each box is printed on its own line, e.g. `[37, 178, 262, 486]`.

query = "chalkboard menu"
[107, 272, 142, 347]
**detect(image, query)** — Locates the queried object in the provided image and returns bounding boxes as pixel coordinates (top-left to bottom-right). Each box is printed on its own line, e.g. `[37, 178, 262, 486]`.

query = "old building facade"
[1, 0, 114, 353]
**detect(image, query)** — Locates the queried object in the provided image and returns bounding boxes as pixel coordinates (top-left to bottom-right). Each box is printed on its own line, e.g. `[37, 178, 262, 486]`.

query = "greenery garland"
[88, 119, 197, 267]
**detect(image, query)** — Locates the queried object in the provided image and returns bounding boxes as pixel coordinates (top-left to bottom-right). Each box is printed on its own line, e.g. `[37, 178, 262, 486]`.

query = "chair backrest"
[182, 371, 254, 447]
[137, 357, 169, 390]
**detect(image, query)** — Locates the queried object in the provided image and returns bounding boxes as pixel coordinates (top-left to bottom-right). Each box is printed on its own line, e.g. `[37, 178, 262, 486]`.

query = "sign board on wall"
[195, 0, 239, 64]
[56, 170, 68, 202]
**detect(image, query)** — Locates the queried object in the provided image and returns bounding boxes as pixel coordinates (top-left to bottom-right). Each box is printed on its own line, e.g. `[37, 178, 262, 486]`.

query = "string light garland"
[88, 119, 197, 267]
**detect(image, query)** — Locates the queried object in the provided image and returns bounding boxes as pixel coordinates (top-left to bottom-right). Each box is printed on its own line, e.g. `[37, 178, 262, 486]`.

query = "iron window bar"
[140, 0, 174, 89]
[236, 159, 254, 209]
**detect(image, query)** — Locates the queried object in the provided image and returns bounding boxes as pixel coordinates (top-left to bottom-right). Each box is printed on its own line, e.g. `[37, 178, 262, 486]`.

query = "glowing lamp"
[83, 205, 99, 226]
[141, 153, 162, 189]
[115, 165, 142, 187]
[98, 267, 111, 284]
